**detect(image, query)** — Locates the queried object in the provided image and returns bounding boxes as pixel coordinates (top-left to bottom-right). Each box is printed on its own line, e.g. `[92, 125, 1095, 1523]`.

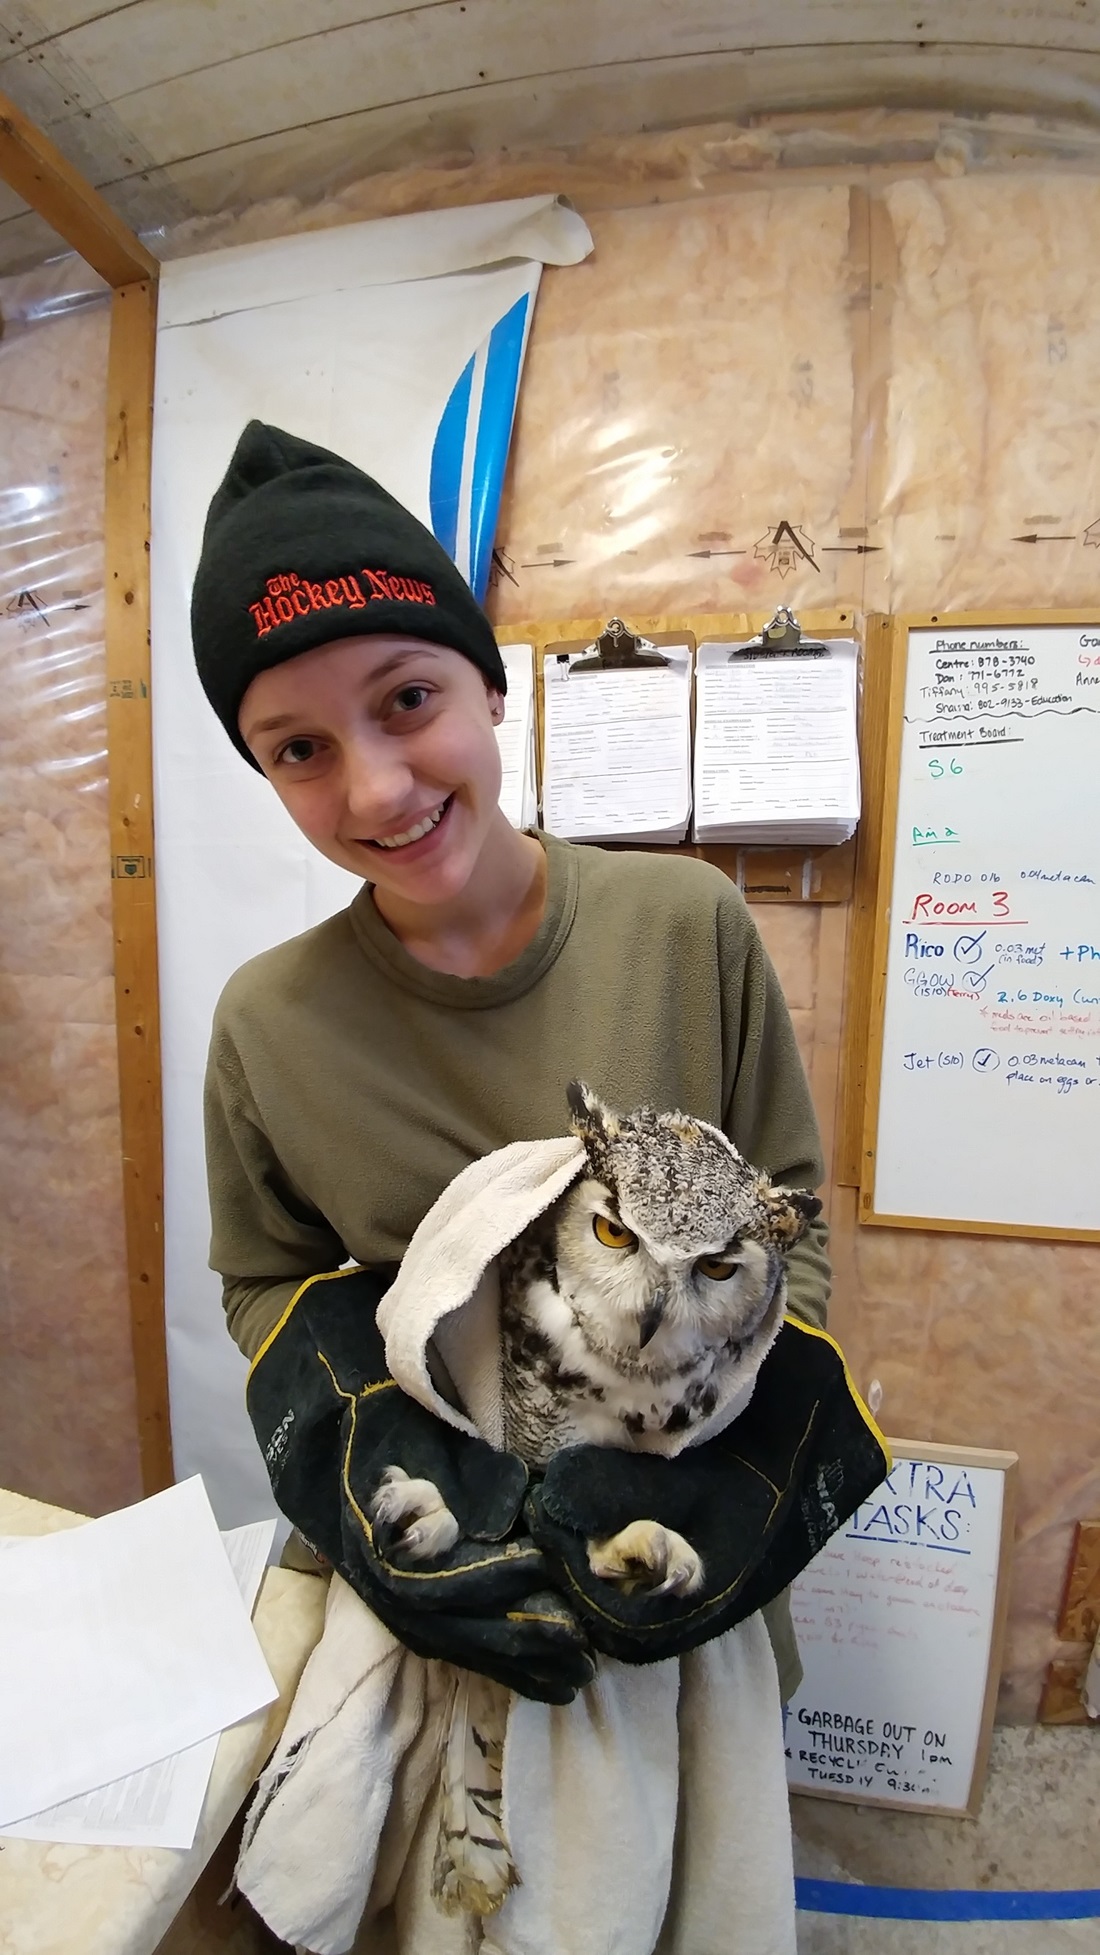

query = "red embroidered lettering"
[340, 575, 366, 609]
[275, 593, 295, 623]
[249, 599, 275, 637]
[417, 580, 436, 606]
[291, 588, 310, 617]
[364, 568, 393, 601]
[304, 581, 328, 610]
[324, 580, 343, 606]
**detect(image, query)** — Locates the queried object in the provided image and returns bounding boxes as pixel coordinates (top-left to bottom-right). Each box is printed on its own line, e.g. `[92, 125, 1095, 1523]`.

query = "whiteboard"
[868, 619, 1100, 1234]
[785, 1443, 1016, 1816]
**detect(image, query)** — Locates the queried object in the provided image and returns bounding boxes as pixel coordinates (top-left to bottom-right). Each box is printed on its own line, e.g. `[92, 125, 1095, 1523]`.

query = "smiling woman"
[192, 416, 841, 1953]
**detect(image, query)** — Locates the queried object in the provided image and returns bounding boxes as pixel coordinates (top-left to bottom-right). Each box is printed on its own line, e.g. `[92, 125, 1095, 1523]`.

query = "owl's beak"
[638, 1291, 666, 1348]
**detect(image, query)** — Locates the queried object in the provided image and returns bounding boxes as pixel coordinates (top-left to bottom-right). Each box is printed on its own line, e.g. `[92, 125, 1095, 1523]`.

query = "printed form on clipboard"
[541, 622, 695, 844]
[693, 616, 861, 847]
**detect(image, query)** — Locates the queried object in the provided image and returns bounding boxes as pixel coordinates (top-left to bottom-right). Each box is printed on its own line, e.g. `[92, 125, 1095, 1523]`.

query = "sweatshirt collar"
[347, 832, 578, 1007]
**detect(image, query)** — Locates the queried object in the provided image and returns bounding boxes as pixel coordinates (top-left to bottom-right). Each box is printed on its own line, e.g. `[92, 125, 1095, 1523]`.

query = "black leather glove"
[526, 1317, 888, 1666]
[247, 1264, 594, 1704]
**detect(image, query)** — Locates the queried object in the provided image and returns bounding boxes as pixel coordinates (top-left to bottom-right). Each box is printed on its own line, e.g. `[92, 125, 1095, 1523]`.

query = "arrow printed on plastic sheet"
[687, 548, 747, 559]
[821, 544, 884, 554]
[520, 559, 575, 569]
[1013, 533, 1076, 543]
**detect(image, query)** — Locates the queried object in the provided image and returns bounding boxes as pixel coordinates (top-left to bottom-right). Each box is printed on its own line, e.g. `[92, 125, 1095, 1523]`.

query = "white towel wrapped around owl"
[235, 1090, 807, 1955]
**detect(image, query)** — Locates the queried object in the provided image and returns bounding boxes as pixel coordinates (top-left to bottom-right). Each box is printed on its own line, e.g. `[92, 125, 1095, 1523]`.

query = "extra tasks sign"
[785, 1443, 1016, 1816]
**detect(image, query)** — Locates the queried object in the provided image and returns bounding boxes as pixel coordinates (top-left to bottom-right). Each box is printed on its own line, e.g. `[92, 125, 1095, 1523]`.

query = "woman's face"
[239, 634, 506, 906]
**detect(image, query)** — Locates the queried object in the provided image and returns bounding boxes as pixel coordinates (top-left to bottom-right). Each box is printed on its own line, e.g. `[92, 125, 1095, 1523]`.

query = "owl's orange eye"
[696, 1255, 738, 1281]
[593, 1214, 638, 1251]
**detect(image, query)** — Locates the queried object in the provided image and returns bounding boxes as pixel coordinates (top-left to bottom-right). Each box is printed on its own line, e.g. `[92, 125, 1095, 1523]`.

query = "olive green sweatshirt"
[206, 834, 830, 1360]
[205, 835, 830, 1701]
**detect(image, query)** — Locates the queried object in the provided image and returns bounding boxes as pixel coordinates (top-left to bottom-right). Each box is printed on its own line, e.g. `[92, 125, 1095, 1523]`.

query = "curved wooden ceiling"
[3, 0, 1100, 269]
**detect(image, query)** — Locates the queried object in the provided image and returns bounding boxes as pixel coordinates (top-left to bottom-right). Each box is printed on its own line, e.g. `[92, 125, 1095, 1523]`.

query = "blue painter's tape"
[796, 1878, 1100, 1921]
[428, 352, 474, 564]
[467, 291, 530, 602]
[428, 290, 532, 599]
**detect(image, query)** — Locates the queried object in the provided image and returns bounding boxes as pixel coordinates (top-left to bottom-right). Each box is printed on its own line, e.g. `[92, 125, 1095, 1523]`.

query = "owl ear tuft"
[566, 1077, 606, 1134]
[753, 1180, 822, 1249]
[566, 1079, 620, 1152]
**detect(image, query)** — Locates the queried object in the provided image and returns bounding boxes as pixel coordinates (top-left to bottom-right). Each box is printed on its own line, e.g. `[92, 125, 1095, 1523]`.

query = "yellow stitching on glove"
[781, 1315, 893, 1469]
[248, 1266, 356, 1381]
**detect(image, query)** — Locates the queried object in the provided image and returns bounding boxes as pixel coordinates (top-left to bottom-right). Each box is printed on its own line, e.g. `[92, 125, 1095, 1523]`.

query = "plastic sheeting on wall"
[0, 259, 141, 1516]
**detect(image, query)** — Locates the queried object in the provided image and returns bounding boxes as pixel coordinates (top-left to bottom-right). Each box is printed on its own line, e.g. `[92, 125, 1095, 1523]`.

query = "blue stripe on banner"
[428, 351, 475, 563]
[466, 291, 531, 602]
[796, 1879, 1100, 1922]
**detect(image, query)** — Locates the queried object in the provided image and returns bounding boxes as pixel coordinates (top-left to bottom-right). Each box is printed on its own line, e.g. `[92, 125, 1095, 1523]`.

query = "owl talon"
[369, 1466, 460, 1560]
[587, 1519, 704, 1597]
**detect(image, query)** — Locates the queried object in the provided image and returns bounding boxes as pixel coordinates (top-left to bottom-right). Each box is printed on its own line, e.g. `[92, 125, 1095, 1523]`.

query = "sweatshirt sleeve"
[717, 889, 831, 1331]
[205, 1009, 349, 1359]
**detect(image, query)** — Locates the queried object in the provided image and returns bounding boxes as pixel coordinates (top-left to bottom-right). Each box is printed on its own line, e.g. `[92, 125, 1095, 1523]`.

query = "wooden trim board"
[0, 88, 157, 288]
[105, 278, 172, 1492]
[836, 611, 898, 1184]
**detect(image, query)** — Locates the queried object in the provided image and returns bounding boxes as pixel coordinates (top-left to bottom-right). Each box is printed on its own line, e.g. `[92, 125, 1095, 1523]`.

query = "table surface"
[0, 1485, 327, 1955]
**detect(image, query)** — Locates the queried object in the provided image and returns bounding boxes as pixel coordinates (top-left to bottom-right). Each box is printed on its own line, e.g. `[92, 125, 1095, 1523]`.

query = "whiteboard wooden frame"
[790, 1440, 1018, 1820]
[858, 610, 1100, 1241]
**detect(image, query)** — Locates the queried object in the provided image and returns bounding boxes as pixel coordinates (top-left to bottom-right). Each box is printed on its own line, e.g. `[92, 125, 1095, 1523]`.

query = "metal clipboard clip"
[566, 617, 671, 672]
[729, 607, 829, 660]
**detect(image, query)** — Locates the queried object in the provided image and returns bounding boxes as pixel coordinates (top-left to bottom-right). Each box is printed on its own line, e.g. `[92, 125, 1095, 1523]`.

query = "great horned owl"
[374, 1079, 820, 1589]
[371, 1082, 819, 1916]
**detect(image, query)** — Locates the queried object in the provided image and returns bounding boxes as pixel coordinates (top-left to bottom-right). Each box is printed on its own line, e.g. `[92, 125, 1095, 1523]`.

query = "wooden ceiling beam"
[0, 88, 157, 287]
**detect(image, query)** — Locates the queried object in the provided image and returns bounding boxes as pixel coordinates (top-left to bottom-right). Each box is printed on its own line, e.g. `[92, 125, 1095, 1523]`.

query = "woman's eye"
[593, 1215, 638, 1251]
[391, 684, 431, 714]
[276, 737, 320, 766]
[696, 1256, 738, 1281]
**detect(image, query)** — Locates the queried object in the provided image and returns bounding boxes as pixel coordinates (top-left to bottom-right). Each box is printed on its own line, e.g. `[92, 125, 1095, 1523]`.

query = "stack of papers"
[0, 1477, 277, 1852]
[541, 644, 694, 843]
[495, 642, 539, 829]
[692, 639, 861, 845]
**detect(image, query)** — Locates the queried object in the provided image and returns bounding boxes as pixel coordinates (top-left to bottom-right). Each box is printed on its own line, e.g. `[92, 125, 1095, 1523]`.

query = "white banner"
[150, 196, 592, 1523]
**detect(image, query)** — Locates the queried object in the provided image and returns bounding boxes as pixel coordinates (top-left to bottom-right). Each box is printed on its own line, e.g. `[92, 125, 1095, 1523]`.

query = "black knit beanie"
[191, 421, 507, 766]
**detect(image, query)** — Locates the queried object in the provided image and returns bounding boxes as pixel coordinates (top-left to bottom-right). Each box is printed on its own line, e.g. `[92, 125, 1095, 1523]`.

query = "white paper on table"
[495, 643, 537, 829]
[692, 640, 860, 840]
[0, 1518, 276, 1850]
[0, 1479, 277, 1829]
[541, 645, 693, 842]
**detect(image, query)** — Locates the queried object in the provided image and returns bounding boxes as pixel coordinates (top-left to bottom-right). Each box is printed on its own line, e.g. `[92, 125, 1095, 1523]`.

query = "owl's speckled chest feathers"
[497, 1210, 744, 1469]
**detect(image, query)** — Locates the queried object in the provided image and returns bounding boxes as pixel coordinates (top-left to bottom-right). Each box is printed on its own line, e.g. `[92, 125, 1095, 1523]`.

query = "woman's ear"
[487, 686, 505, 724]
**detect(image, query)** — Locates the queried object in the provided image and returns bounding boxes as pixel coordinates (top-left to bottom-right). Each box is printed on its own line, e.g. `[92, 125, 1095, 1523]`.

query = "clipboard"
[726, 605, 831, 659]
[692, 610, 861, 849]
[500, 606, 860, 900]
[560, 616, 679, 672]
[538, 618, 697, 845]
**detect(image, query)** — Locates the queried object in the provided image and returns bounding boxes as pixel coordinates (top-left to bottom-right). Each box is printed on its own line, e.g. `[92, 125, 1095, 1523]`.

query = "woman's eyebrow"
[370, 647, 442, 682]
[246, 649, 442, 739]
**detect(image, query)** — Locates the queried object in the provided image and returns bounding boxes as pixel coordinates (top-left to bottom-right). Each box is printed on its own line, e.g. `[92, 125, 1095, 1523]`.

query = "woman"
[192, 421, 877, 1952]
